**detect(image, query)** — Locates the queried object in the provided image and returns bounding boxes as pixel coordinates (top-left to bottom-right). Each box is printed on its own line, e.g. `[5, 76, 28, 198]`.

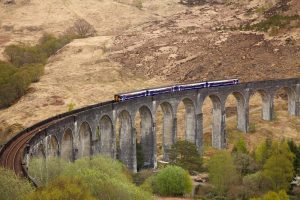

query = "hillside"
[0, 0, 300, 143]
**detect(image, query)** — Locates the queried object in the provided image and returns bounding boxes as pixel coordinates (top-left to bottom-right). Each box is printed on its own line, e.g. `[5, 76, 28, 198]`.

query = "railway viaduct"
[1, 78, 300, 174]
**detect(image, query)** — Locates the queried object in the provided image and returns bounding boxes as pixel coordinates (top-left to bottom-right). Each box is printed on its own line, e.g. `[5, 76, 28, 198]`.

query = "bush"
[0, 167, 34, 200]
[25, 176, 95, 200]
[0, 33, 73, 108]
[208, 151, 239, 195]
[4, 44, 47, 67]
[169, 140, 202, 174]
[28, 157, 68, 186]
[66, 19, 96, 38]
[62, 156, 152, 200]
[151, 166, 192, 196]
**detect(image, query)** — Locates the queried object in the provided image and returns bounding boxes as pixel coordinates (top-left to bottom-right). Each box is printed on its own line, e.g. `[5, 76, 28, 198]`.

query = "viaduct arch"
[24, 78, 300, 172]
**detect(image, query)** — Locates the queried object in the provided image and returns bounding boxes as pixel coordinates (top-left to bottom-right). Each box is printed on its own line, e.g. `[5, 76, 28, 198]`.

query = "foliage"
[133, 169, 155, 186]
[250, 190, 289, 200]
[62, 156, 152, 200]
[0, 167, 34, 200]
[25, 176, 95, 200]
[254, 138, 273, 166]
[0, 33, 73, 108]
[0, 63, 44, 108]
[232, 152, 259, 176]
[169, 140, 202, 173]
[208, 151, 239, 195]
[241, 15, 300, 32]
[28, 157, 68, 186]
[150, 165, 192, 196]
[65, 19, 96, 38]
[287, 140, 300, 174]
[263, 141, 294, 191]
[242, 171, 273, 198]
[232, 138, 248, 154]
[67, 102, 76, 111]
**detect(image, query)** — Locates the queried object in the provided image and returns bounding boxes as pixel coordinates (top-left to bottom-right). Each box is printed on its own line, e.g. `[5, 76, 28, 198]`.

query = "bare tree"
[66, 19, 96, 38]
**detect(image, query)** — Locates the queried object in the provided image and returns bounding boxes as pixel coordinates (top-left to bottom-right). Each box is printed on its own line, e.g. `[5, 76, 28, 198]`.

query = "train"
[114, 79, 239, 102]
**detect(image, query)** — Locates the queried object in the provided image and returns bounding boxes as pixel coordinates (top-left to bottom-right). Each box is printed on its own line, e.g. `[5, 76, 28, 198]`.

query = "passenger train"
[114, 79, 239, 102]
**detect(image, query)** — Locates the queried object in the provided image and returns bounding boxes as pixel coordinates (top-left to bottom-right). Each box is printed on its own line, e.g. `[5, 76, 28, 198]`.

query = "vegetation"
[207, 151, 239, 195]
[65, 19, 96, 38]
[0, 167, 34, 200]
[28, 156, 152, 200]
[250, 190, 289, 200]
[143, 165, 192, 197]
[169, 140, 202, 174]
[241, 15, 300, 33]
[0, 33, 74, 108]
[25, 176, 95, 200]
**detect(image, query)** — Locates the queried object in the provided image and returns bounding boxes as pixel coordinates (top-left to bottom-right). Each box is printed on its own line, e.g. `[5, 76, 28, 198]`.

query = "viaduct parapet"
[24, 78, 300, 172]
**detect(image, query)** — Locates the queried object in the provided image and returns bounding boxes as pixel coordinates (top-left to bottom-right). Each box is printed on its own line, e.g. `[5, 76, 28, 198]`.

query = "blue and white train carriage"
[114, 79, 239, 102]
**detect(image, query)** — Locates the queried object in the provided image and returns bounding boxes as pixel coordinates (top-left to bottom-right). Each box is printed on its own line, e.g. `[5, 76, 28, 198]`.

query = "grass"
[240, 14, 300, 33]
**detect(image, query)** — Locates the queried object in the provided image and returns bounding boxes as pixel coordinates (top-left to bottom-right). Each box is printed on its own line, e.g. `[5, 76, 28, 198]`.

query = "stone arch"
[36, 142, 46, 158]
[201, 94, 225, 149]
[274, 87, 296, 116]
[46, 135, 59, 158]
[176, 98, 196, 143]
[61, 129, 74, 162]
[116, 110, 135, 171]
[78, 122, 92, 158]
[250, 89, 273, 121]
[135, 105, 154, 169]
[225, 92, 248, 132]
[99, 115, 114, 157]
[157, 102, 175, 161]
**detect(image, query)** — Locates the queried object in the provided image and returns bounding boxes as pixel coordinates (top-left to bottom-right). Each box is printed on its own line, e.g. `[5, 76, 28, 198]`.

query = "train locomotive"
[114, 79, 239, 102]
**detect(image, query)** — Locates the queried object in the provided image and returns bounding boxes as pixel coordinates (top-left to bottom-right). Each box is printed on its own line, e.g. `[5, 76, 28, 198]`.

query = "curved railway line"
[0, 101, 114, 177]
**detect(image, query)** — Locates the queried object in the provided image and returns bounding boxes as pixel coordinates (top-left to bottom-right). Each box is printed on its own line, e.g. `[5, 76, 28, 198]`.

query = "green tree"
[287, 140, 300, 174]
[254, 138, 273, 166]
[250, 190, 289, 200]
[208, 151, 239, 195]
[263, 141, 294, 191]
[169, 140, 202, 173]
[0, 167, 33, 200]
[151, 165, 192, 196]
[232, 138, 248, 154]
[25, 176, 95, 200]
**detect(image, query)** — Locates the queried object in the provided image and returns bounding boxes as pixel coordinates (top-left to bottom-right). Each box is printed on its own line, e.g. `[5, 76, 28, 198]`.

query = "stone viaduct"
[25, 78, 300, 172]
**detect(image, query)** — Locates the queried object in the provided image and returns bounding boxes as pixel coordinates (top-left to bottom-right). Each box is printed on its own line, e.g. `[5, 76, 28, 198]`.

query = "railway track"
[0, 122, 58, 176]
[0, 100, 115, 176]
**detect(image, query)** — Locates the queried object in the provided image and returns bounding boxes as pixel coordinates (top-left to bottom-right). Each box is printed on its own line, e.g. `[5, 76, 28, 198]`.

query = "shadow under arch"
[250, 89, 273, 121]
[78, 121, 92, 158]
[201, 94, 225, 149]
[176, 98, 196, 143]
[134, 105, 154, 170]
[156, 102, 175, 161]
[274, 87, 296, 116]
[61, 129, 74, 162]
[46, 135, 59, 158]
[99, 115, 114, 157]
[225, 91, 248, 132]
[116, 110, 135, 171]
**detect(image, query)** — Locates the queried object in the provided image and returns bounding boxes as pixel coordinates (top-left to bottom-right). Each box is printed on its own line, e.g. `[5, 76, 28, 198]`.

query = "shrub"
[0, 33, 73, 108]
[62, 156, 152, 200]
[66, 19, 96, 38]
[4, 44, 47, 67]
[0, 167, 34, 200]
[25, 176, 95, 200]
[132, 0, 143, 9]
[151, 166, 192, 196]
[208, 151, 239, 195]
[169, 140, 202, 174]
[28, 157, 68, 186]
